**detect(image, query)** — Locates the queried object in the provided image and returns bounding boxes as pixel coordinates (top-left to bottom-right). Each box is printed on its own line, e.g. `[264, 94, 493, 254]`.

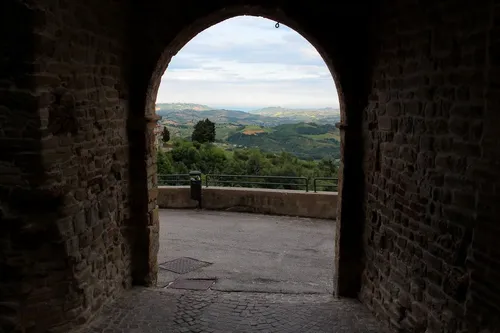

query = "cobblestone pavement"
[82, 288, 386, 333]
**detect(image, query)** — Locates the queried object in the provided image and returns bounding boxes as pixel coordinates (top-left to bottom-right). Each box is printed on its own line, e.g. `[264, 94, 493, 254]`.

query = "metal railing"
[158, 174, 190, 186]
[313, 177, 339, 192]
[205, 174, 309, 192]
[158, 173, 338, 193]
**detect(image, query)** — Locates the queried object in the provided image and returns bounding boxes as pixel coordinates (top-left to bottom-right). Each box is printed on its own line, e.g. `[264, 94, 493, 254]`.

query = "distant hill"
[250, 106, 338, 114]
[157, 103, 341, 160]
[249, 106, 340, 121]
[156, 104, 340, 126]
[164, 121, 340, 160]
[159, 109, 293, 127]
[226, 122, 340, 160]
[156, 103, 212, 113]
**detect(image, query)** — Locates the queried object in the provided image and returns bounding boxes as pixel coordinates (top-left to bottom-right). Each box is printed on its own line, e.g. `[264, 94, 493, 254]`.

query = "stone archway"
[130, 3, 375, 298]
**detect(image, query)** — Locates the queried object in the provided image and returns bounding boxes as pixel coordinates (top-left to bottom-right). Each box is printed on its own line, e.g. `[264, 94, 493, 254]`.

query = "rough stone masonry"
[0, 0, 499, 332]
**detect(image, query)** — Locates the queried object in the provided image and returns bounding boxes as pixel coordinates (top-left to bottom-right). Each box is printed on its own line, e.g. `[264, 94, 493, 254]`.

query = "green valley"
[157, 103, 341, 161]
[225, 123, 340, 160]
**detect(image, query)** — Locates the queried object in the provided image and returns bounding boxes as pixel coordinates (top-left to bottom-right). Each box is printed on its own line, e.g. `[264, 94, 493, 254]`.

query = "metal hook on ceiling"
[275, 22, 280, 28]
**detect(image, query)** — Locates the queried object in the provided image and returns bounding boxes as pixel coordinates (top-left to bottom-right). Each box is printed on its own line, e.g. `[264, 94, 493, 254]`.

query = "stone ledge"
[158, 186, 338, 219]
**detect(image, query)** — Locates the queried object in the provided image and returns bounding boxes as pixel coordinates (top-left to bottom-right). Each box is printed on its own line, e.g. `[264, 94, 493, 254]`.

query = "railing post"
[305, 178, 309, 192]
[314, 179, 317, 193]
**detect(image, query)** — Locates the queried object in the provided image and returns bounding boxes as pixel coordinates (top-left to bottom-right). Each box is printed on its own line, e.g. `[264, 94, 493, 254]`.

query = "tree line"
[157, 118, 338, 191]
[157, 140, 338, 191]
[162, 118, 215, 145]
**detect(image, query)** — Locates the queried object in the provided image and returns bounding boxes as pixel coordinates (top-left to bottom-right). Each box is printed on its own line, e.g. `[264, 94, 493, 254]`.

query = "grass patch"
[240, 125, 272, 135]
[303, 132, 340, 141]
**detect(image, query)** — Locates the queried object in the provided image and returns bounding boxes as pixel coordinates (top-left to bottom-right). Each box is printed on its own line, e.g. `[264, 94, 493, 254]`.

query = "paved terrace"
[82, 210, 386, 333]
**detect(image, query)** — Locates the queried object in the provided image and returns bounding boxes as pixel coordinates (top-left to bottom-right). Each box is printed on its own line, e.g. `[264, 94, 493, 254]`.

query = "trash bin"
[189, 171, 202, 208]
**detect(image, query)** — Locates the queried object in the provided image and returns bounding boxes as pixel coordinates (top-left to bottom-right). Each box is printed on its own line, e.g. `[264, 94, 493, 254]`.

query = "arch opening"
[131, 5, 365, 298]
[145, 9, 346, 120]
[154, 15, 341, 295]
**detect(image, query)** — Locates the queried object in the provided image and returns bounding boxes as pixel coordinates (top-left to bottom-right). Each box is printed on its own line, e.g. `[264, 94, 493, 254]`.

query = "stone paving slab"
[82, 288, 386, 333]
[159, 257, 213, 274]
[169, 278, 216, 291]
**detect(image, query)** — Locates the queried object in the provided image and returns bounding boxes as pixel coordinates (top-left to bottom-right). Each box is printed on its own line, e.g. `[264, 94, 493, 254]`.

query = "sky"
[156, 16, 339, 110]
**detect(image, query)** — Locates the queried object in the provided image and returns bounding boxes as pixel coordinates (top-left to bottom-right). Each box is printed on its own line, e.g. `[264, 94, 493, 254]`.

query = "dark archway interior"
[1, 0, 499, 332]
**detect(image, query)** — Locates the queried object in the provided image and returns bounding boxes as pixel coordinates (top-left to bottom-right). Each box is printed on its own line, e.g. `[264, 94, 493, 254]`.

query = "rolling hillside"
[165, 121, 340, 160]
[156, 103, 211, 112]
[249, 106, 340, 123]
[156, 103, 341, 126]
[226, 123, 340, 160]
[158, 104, 341, 160]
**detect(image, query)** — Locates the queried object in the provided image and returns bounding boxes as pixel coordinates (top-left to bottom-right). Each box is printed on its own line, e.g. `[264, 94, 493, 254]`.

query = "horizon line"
[155, 102, 340, 110]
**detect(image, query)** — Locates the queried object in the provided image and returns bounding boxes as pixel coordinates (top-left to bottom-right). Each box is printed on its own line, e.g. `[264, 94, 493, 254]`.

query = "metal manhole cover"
[159, 257, 212, 274]
[167, 278, 215, 291]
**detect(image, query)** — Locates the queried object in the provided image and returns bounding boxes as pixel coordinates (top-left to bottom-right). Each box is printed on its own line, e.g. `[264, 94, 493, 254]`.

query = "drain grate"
[159, 257, 212, 274]
[167, 278, 216, 291]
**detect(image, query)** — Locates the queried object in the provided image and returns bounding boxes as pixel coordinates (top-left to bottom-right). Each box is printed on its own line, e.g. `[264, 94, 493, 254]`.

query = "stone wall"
[157, 187, 338, 220]
[0, 1, 141, 332]
[361, 1, 500, 332]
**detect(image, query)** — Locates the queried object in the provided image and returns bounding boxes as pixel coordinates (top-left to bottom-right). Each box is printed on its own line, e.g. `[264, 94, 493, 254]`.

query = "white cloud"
[164, 59, 327, 82]
[156, 16, 339, 109]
